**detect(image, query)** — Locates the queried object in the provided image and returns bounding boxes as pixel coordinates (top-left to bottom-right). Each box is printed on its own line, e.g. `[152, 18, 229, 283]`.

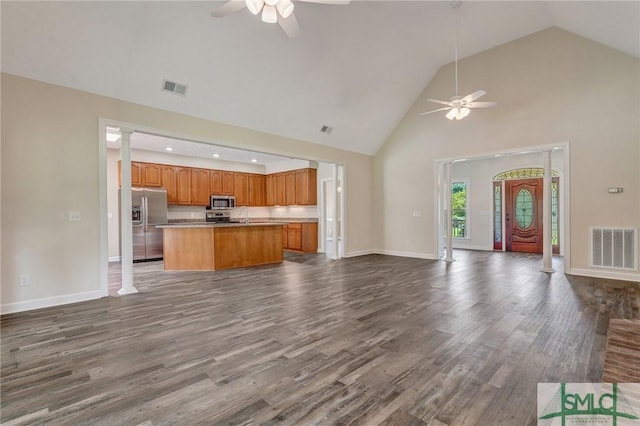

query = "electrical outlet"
[68, 211, 81, 221]
[19, 274, 29, 286]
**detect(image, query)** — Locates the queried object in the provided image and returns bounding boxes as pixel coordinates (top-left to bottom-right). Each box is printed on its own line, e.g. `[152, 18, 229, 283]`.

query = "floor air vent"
[591, 227, 637, 270]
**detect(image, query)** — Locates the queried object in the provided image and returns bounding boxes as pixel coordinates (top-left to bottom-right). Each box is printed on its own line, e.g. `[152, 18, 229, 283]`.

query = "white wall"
[1, 73, 374, 312]
[451, 150, 565, 251]
[374, 27, 639, 280]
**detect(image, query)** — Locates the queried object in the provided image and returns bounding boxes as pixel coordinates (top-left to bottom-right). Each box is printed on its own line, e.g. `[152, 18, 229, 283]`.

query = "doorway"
[497, 176, 560, 254]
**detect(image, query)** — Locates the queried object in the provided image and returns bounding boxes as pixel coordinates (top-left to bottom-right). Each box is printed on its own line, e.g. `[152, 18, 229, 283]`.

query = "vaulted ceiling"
[2, 1, 638, 155]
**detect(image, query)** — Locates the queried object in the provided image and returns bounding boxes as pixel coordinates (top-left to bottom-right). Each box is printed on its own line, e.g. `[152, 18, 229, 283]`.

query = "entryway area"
[437, 144, 569, 271]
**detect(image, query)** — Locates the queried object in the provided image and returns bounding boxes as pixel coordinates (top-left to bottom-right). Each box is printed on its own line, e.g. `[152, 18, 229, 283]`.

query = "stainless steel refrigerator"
[120, 188, 168, 261]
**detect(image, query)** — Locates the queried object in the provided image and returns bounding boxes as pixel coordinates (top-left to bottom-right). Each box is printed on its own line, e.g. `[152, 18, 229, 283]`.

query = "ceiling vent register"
[162, 80, 188, 96]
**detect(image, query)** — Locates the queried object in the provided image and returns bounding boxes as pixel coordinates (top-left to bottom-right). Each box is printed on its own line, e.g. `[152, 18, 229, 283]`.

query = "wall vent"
[162, 79, 188, 96]
[591, 227, 637, 270]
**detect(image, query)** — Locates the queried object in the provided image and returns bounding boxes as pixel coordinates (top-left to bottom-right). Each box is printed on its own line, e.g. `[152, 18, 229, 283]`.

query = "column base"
[540, 267, 555, 273]
[444, 257, 456, 263]
[117, 286, 139, 295]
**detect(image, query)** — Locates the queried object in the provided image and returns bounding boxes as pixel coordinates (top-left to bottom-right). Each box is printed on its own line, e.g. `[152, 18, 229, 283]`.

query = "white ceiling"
[107, 129, 295, 165]
[2, 1, 638, 156]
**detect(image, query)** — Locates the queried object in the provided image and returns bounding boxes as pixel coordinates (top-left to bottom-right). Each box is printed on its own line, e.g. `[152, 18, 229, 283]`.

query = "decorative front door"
[505, 179, 543, 253]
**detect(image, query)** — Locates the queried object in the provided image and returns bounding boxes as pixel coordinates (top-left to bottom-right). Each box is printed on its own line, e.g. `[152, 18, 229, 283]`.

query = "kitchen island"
[157, 222, 283, 271]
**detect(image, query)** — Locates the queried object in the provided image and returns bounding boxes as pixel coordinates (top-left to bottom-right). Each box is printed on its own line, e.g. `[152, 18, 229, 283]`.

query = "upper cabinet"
[234, 172, 250, 206]
[190, 168, 210, 206]
[161, 165, 177, 204]
[120, 161, 317, 207]
[250, 174, 267, 206]
[295, 168, 317, 205]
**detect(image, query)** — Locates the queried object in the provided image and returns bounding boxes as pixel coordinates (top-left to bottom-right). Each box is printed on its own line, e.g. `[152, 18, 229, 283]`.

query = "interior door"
[505, 178, 543, 253]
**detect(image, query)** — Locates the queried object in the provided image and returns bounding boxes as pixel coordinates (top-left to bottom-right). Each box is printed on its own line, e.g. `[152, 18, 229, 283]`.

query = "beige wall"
[374, 28, 639, 277]
[1, 73, 374, 311]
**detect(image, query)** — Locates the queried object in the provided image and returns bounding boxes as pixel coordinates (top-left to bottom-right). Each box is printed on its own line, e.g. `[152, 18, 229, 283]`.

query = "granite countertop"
[157, 222, 285, 228]
[167, 217, 318, 224]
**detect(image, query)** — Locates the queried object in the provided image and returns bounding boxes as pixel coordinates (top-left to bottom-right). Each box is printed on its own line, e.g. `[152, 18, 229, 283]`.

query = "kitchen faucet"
[238, 206, 249, 224]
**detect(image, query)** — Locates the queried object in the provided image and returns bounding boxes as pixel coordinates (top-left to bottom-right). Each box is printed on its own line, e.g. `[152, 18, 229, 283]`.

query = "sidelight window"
[451, 181, 468, 238]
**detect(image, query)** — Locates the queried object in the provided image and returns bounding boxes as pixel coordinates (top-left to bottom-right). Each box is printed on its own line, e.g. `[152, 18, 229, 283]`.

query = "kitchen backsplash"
[167, 205, 318, 221]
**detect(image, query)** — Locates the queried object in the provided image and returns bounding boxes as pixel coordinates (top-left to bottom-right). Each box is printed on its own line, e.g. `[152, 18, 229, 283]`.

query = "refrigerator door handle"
[143, 196, 149, 229]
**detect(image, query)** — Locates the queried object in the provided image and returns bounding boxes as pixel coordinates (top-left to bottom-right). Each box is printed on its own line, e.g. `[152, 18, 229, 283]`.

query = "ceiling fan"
[211, 0, 351, 38]
[420, 1, 497, 120]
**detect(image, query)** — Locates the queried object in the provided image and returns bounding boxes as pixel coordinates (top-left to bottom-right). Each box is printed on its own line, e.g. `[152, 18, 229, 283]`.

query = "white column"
[444, 161, 455, 262]
[331, 164, 339, 260]
[118, 128, 139, 295]
[541, 150, 554, 273]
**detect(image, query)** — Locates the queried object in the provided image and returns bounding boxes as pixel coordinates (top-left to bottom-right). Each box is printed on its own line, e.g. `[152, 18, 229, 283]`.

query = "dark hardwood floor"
[2, 251, 638, 425]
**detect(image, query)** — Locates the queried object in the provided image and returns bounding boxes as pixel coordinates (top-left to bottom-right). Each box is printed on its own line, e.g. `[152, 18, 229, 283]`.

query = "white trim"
[451, 244, 494, 251]
[98, 118, 109, 298]
[108, 256, 121, 262]
[344, 249, 376, 258]
[567, 268, 640, 283]
[375, 249, 439, 260]
[1, 290, 105, 315]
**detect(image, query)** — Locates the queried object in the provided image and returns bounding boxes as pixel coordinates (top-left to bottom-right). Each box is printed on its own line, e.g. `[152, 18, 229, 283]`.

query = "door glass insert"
[515, 189, 534, 228]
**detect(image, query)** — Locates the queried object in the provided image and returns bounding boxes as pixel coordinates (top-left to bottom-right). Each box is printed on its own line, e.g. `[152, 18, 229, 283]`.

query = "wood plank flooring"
[602, 319, 640, 383]
[2, 250, 639, 425]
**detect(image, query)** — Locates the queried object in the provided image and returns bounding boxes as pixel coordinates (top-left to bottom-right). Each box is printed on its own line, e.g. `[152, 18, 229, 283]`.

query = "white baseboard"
[374, 249, 439, 260]
[452, 244, 494, 251]
[343, 249, 376, 258]
[108, 256, 121, 262]
[567, 268, 640, 283]
[1, 290, 105, 315]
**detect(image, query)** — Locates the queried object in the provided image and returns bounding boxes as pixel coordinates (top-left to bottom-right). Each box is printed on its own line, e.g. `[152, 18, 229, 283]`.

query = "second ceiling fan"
[212, 0, 350, 38]
[420, 1, 497, 120]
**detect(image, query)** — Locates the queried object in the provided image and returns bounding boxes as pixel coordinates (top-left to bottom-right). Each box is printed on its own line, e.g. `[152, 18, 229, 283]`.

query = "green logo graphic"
[538, 383, 640, 426]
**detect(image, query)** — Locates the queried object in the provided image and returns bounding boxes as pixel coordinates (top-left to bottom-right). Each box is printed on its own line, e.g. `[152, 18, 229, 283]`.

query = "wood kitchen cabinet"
[175, 167, 192, 205]
[141, 163, 162, 187]
[282, 222, 318, 253]
[249, 174, 266, 206]
[118, 161, 143, 187]
[210, 170, 223, 195]
[285, 171, 296, 205]
[234, 172, 250, 206]
[161, 165, 177, 204]
[295, 168, 317, 205]
[222, 171, 234, 195]
[266, 174, 276, 206]
[275, 172, 286, 206]
[191, 168, 210, 206]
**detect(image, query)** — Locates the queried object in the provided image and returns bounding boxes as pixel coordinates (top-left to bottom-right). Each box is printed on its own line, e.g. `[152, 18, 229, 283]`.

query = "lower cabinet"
[282, 222, 318, 253]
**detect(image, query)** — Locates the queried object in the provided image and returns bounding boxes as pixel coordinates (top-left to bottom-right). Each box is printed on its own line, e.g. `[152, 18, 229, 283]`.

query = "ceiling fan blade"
[279, 12, 301, 38]
[211, 0, 247, 18]
[420, 106, 451, 116]
[297, 0, 351, 4]
[462, 89, 486, 103]
[427, 98, 452, 106]
[467, 101, 498, 108]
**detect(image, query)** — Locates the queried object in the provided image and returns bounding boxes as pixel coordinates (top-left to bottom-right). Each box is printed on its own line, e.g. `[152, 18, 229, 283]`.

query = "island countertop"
[157, 222, 283, 228]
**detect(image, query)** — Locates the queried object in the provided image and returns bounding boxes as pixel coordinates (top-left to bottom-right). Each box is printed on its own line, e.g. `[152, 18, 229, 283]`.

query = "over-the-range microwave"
[210, 195, 235, 210]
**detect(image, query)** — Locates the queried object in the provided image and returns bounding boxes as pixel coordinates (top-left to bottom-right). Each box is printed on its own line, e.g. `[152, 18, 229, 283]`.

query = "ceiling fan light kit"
[261, 4, 278, 23]
[213, 0, 350, 38]
[420, 1, 497, 121]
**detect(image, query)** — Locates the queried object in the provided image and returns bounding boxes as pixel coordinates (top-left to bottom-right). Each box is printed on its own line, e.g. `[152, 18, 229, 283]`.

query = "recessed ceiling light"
[213, 154, 220, 158]
[165, 147, 173, 151]
[251, 158, 258, 163]
[494, 154, 502, 157]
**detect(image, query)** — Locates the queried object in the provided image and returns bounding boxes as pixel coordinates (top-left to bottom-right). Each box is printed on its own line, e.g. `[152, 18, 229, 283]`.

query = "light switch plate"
[68, 211, 81, 221]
